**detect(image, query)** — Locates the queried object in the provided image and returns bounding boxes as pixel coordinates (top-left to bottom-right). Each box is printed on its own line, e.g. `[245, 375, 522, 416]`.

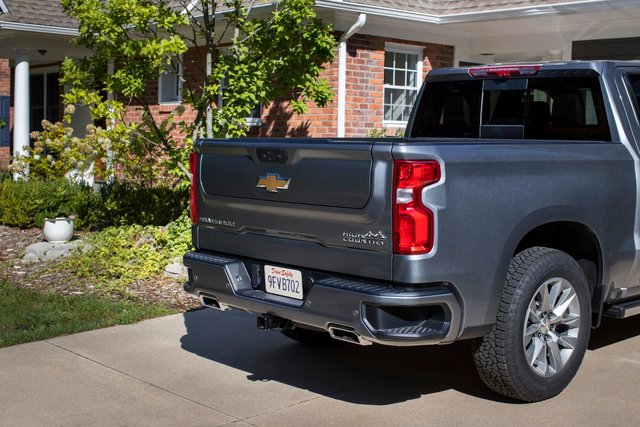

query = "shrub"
[96, 181, 188, 227]
[70, 187, 103, 230]
[0, 178, 187, 230]
[0, 179, 100, 229]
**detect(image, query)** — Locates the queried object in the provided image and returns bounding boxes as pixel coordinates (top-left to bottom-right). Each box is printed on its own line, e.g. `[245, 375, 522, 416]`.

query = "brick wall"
[344, 34, 383, 137]
[252, 33, 453, 137]
[124, 34, 454, 140]
[342, 34, 454, 137]
[0, 59, 10, 169]
[255, 34, 453, 138]
[0, 58, 9, 97]
[0, 148, 8, 171]
[253, 61, 339, 138]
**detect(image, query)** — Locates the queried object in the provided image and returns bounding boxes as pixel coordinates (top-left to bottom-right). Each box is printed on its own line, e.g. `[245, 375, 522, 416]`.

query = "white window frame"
[158, 56, 183, 104]
[382, 43, 423, 128]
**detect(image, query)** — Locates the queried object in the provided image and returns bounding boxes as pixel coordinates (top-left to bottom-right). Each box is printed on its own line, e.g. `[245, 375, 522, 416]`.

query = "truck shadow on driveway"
[180, 308, 640, 405]
[180, 308, 512, 404]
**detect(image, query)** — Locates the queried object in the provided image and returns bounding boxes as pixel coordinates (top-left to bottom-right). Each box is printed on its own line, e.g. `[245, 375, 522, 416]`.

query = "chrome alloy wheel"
[523, 277, 581, 377]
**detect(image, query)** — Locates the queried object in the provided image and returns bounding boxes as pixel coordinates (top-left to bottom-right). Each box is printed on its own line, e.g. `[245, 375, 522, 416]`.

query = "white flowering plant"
[9, 111, 101, 179]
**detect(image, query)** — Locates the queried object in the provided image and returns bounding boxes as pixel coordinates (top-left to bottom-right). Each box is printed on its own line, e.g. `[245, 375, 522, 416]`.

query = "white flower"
[33, 154, 41, 161]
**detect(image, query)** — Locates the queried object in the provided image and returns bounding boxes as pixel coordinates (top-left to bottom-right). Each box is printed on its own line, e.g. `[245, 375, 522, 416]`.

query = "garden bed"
[0, 225, 200, 311]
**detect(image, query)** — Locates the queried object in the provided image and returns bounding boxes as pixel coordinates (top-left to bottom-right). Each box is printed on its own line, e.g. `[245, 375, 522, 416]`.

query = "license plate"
[264, 265, 303, 300]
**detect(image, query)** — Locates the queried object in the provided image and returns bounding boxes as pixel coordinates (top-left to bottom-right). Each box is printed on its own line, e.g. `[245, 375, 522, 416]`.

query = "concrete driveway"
[1, 308, 639, 427]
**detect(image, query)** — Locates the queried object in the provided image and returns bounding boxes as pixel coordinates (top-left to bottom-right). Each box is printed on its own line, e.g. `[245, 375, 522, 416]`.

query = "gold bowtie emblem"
[257, 173, 291, 193]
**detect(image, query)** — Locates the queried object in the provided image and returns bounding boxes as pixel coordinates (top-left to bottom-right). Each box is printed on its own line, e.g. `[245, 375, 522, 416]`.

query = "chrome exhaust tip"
[200, 294, 230, 311]
[328, 325, 372, 346]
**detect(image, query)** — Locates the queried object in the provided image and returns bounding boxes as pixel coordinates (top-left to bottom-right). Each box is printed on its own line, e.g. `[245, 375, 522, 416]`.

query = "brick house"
[3, 0, 640, 173]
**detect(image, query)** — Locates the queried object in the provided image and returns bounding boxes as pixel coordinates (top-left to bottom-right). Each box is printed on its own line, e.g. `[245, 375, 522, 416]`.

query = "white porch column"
[13, 49, 30, 179]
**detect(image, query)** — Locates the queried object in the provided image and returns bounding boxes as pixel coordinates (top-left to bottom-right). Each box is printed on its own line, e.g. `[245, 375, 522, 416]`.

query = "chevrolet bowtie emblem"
[257, 173, 291, 193]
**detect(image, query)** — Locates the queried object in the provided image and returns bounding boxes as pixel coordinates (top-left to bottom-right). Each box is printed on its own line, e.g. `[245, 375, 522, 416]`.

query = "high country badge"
[257, 173, 291, 193]
[342, 231, 387, 246]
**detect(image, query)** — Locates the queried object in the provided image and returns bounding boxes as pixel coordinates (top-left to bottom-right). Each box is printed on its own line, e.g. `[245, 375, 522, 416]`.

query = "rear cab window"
[624, 73, 640, 121]
[410, 67, 611, 141]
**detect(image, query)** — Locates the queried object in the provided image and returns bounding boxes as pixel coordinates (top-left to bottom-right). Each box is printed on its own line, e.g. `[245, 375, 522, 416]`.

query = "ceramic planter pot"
[42, 217, 75, 243]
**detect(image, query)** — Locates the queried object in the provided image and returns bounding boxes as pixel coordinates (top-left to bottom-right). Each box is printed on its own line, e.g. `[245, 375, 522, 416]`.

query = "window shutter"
[0, 96, 9, 146]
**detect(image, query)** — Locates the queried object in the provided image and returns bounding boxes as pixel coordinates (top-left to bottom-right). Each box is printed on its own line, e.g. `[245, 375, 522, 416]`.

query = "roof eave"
[0, 21, 78, 36]
[316, 0, 640, 24]
[315, 0, 440, 24]
[437, 0, 640, 23]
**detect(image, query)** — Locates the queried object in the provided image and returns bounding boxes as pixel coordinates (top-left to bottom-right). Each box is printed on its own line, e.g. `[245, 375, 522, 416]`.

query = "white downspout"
[337, 13, 366, 138]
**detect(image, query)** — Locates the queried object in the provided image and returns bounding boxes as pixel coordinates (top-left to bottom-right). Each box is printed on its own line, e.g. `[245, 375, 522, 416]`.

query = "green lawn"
[0, 281, 178, 348]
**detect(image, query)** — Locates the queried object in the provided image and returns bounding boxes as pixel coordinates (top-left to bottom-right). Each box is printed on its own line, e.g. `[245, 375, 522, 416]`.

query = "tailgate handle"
[257, 148, 288, 164]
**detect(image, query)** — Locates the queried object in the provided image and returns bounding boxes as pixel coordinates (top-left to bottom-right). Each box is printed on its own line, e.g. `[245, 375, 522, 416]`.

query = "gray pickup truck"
[183, 61, 640, 402]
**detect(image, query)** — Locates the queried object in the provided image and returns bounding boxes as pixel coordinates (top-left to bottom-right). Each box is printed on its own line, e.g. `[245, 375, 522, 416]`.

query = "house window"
[245, 103, 262, 127]
[219, 75, 262, 127]
[158, 57, 183, 104]
[383, 45, 422, 125]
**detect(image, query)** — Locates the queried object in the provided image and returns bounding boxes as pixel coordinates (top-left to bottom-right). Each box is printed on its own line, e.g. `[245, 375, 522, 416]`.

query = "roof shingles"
[0, 0, 76, 28]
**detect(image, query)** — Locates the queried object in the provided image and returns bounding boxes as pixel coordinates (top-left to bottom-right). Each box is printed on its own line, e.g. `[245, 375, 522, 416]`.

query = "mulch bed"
[0, 225, 200, 311]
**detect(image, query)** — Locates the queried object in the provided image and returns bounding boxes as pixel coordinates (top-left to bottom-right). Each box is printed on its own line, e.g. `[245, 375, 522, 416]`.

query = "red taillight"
[189, 152, 198, 225]
[393, 160, 441, 255]
[468, 64, 540, 78]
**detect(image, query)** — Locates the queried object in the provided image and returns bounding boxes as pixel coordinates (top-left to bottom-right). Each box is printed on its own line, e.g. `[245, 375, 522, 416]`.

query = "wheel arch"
[512, 221, 603, 324]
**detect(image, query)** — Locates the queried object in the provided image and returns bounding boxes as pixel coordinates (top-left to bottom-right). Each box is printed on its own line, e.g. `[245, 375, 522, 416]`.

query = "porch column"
[13, 49, 30, 178]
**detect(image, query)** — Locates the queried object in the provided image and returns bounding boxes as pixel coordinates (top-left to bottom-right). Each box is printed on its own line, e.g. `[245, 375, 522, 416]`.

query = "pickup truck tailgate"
[193, 138, 395, 281]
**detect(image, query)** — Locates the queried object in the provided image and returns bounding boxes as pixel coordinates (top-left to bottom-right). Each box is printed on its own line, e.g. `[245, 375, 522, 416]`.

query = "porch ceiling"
[0, 31, 89, 66]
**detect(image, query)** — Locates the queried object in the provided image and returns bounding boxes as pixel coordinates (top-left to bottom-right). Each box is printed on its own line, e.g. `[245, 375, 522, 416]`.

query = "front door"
[30, 72, 60, 134]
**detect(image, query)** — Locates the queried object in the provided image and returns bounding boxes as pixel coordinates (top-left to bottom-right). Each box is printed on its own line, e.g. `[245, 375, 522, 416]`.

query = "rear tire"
[472, 247, 591, 402]
[281, 325, 334, 345]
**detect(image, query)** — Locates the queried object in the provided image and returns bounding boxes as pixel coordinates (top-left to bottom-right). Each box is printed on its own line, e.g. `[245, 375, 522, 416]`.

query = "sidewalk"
[1, 308, 639, 426]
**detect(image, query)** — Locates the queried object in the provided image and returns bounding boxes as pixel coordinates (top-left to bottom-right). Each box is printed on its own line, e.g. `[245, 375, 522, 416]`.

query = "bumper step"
[377, 325, 440, 336]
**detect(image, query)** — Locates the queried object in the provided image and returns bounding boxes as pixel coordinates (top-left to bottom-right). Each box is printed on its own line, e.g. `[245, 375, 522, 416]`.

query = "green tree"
[61, 0, 337, 184]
